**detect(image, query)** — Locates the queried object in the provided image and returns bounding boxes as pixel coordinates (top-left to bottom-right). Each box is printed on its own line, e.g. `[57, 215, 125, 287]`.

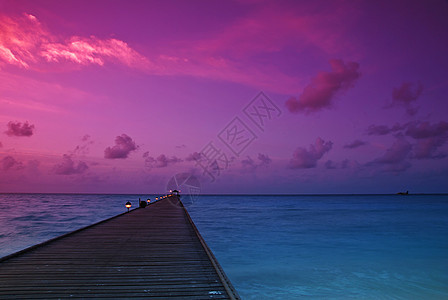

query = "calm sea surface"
[1, 194, 447, 299]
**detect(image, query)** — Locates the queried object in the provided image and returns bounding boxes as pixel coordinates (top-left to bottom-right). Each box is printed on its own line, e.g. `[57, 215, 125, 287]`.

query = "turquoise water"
[1, 194, 448, 299]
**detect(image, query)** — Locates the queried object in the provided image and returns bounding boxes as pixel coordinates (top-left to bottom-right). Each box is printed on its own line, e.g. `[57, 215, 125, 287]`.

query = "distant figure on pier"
[139, 198, 147, 208]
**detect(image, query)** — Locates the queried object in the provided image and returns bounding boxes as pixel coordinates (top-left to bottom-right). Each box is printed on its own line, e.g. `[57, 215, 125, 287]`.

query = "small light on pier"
[147, 198, 151, 204]
[125, 201, 132, 212]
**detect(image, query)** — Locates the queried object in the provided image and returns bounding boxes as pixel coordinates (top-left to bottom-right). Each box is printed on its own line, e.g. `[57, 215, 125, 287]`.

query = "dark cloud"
[5, 121, 35, 137]
[144, 152, 183, 169]
[104, 134, 138, 159]
[325, 159, 357, 170]
[367, 124, 403, 136]
[286, 59, 361, 114]
[325, 160, 338, 169]
[54, 154, 88, 175]
[2, 156, 23, 171]
[185, 152, 202, 162]
[392, 82, 423, 104]
[369, 138, 412, 172]
[176, 144, 187, 149]
[241, 153, 272, 171]
[241, 156, 257, 171]
[406, 121, 448, 159]
[344, 140, 366, 149]
[391, 82, 423, 115]
[367, 121, 448, 160]
[376, 138, 412, 164]
[257, 153, 272, 166]
[289, 138, 333, 169]
[405, 121, 448, 139]
[413, 138, 447, 159]
[81, 134, 91, 142]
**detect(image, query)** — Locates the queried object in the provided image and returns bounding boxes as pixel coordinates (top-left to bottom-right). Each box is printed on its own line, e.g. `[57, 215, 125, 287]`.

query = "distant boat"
[397, 191, 409, 195]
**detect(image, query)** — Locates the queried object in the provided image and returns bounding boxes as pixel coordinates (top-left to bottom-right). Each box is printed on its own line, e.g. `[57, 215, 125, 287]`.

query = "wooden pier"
[0, 196, 240, 299]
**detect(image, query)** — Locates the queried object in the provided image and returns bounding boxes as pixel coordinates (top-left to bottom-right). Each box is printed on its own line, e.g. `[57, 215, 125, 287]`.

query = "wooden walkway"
[0, 196, 240, 299]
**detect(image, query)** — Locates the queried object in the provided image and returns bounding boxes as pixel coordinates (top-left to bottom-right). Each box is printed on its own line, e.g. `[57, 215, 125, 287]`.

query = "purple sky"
[1, 0, 447, 194]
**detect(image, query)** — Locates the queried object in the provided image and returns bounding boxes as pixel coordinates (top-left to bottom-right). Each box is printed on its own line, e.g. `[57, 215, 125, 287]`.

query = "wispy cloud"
[0, 13, 149, 70]
[42, 37, 149, 67]
[1, 155, 24, 171]
[143, 152, 183, 169]
[0, 6, 360, 95]
[325, 159, 358, 170]
[367, 124, 403, 136]
[72, 134, 94, 156]
[344, 140, 366, 149]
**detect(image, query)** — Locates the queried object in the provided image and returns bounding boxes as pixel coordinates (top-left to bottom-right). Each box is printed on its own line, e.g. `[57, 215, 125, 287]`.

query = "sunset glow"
[1, 0, 447, 194]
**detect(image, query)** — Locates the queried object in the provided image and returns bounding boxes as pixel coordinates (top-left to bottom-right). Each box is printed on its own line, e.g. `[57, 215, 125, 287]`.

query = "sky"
[1, 0, 448, 194]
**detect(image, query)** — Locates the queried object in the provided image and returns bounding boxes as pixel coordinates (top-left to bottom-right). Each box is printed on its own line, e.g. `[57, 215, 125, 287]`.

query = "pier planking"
[0, 196, 239, 299]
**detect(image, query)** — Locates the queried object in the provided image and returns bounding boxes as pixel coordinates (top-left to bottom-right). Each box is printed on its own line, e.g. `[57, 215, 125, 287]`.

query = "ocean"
[1, 193, 447, 299]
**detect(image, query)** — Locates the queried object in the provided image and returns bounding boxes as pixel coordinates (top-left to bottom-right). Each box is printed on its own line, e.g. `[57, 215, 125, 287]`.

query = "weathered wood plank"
[0, 196, 240, 299]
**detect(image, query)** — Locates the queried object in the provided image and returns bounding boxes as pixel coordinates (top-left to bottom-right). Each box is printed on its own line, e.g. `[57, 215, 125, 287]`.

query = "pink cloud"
[0, 141, 2, 148]
[289, 137, 333, 169]
[0, 13, 148, 70]
[2, 155, 24, 171]
[0, 6, 359, 95]
[42, 37, 149, 68]
[286, 59, 361, 113]
[5, 121, 35, 137]
[53, 154, 88, 175]
[104, 134, 138, 159]
[344, 140, 366, 149]
[192, 3, 358, 59]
